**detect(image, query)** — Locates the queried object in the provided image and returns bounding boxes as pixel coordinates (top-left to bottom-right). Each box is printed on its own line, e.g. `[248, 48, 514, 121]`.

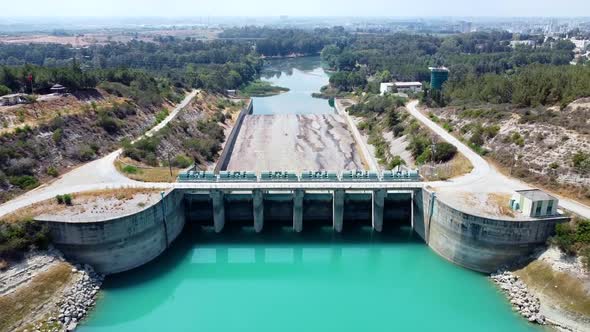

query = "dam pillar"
[253, 189, 264, 233]
[372, 189, 386, 232]
[210, 190, 225, 233]
[293, 189, 304, 233]
[333, 189, 344, 233]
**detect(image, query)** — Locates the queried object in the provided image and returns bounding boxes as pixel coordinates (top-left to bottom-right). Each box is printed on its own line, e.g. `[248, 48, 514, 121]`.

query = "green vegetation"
[121, 165, 139, 174]
[8, 175, 39, 190]
[154, 109, 170, 125]
[46, 166, 58, 177]
[573, 151, 590, 174]
[240, 80, 289, 97]
[55, 194, 73, 205]
[0, 219, 49, 260]
[553, 218, 590, 268]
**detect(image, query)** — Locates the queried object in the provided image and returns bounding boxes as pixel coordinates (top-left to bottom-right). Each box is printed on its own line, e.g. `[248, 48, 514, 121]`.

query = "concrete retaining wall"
[38, 190, 185, 275]
[214, 99, 253, 173]
[417, 188, 568, 273]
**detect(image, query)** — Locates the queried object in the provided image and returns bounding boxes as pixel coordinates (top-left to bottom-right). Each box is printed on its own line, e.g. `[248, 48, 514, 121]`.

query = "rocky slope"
[0, 89, 178, 203]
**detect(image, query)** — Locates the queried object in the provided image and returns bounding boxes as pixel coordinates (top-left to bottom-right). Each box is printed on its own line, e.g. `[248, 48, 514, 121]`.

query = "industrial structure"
[429, 66, 449, 90]
[380, 82, 423, 95]
[510, 189, 559, 217]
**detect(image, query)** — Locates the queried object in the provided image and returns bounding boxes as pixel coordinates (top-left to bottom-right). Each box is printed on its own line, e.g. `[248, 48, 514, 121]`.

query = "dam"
[34, 56, 569, 331]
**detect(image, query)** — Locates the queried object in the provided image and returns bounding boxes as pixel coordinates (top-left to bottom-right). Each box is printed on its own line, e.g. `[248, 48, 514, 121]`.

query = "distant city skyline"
[1, 0, 589, 18]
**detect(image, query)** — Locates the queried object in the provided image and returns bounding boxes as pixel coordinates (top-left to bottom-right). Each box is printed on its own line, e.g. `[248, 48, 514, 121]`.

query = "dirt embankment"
[0, 89, 175, 203]
[509, 247, 590, 331]
[225, 113, 364, 172]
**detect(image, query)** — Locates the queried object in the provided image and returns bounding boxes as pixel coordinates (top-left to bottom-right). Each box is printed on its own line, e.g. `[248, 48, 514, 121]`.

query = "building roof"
[0, 93, 26, 99]
[428, 66, 449, 72]
[50, 84, 65, 90]
[394, 82, 423, 87]
[516, 189, 557, 202]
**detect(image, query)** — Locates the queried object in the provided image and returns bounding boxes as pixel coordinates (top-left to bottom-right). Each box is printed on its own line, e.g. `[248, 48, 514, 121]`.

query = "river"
[79, 57, 542, 332]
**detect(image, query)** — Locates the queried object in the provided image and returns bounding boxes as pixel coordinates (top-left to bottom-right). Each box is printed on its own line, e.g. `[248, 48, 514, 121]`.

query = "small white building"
[0, 93, 27, 106]
[510, 189, 558, 218]
[380, 82, 422, 95]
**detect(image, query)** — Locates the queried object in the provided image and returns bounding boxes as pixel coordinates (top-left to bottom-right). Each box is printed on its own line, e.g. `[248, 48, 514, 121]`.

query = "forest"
[321, 31, 584, 107]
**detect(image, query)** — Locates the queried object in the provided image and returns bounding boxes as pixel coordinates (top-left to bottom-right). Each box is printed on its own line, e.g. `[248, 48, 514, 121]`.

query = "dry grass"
[0, 262, 73, 332]
[515, 260, 590, 317]
[115, 159, 180, 182]
[422, 153, 474, 181]
[487, 157, 590, 208]
[1, 188, 158, 223]
[487, 193, 515, 217]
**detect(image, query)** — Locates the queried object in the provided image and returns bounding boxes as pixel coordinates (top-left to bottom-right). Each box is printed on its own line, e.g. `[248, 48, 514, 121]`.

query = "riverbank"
[492, 246, 590, 331]
[240, 80, 290, 97]
[0, 248, 103, 332]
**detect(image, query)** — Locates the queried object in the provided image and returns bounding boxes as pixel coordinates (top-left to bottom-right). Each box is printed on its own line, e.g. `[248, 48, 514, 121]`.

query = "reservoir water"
[251, 57, 334, 114]
[79, 57, 543, 332]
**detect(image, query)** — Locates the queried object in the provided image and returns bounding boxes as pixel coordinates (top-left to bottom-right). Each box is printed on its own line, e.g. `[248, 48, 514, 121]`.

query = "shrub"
[52, 128, 63, 143]
[433, 142, 457, 163]
[97, 112, 122, 134]
[75, 145, 96, 162]
[171, 155, 192, 168]
[46, 166, 59, 177]
[0, 219, 50, 260]
[56, 195, 64, 204]
[122, 165, 138, 174]
[9, 175, 39, 190]
[63, 194, 73, 205]
[154, 109, 169, 125]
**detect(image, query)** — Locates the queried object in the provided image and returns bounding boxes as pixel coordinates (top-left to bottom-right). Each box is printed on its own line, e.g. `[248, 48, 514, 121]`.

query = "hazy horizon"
[0, 0, 588, 18]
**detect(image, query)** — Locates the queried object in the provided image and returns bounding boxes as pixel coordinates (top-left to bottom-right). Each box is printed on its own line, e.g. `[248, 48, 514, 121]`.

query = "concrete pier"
[333, 189, 344, 232]
[372, 189, 386, 232]
[253, 189, 264, 232]
[210, 190, 225, 233]
[293, 189, 304, 232]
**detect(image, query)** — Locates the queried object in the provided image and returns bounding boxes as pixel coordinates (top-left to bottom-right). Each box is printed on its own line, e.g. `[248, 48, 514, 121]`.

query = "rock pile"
[55, 264, 104, 331]
[491, 271, 546, 325]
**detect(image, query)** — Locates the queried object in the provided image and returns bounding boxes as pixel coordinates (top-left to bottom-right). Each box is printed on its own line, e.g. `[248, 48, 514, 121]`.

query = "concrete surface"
[225, 114, 364, 172]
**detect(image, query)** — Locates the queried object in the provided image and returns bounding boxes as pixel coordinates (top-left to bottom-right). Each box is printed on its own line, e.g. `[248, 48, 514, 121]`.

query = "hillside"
[0, 89, 183, 203]
[427, 99, 590, 204]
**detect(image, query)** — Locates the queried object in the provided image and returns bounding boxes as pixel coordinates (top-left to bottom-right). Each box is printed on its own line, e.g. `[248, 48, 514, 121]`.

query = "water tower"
[429, 66, 449, 90]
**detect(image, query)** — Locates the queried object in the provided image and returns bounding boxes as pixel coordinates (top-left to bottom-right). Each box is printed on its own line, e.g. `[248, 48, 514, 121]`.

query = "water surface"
[252, 56, 334, 115]
[79, 228, 540, 332]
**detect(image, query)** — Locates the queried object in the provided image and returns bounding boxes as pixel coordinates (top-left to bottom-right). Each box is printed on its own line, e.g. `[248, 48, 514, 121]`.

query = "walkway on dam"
[0, 96, 589, 220]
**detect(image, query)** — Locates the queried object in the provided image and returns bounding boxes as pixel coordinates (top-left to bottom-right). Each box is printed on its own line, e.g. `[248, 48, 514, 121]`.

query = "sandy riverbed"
[225, 114, 365, 172]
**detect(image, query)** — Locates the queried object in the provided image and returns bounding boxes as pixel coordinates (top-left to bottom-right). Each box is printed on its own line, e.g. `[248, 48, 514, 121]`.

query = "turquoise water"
[79, 228, 540, 332]
[252, 57, 334, 115]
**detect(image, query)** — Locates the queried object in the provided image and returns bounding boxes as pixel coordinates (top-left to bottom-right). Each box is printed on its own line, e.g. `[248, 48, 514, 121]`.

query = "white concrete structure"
[510, 189, 558, 218]
[394, 82, 423, 93]
[0, 93, 27, 106]
[380, 82, 423, 95]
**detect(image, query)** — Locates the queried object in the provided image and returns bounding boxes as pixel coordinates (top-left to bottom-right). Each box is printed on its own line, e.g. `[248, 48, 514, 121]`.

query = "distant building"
[429, 67, 449, 90]
[510, 40, 536, 48]
[0, 93, 28, 106]
[380, 82, 422, 95]
[226, 89, 237, 97]
[510, 189, 559, 218]
[380, 82, 395, 95]
[394, 82, 422, 93]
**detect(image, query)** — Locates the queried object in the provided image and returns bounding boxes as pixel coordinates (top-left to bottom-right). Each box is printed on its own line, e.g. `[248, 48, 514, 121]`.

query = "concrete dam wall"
[38, 188, 567, 275]
[38, 190, 186, 274]
[415, 188, 569, 273]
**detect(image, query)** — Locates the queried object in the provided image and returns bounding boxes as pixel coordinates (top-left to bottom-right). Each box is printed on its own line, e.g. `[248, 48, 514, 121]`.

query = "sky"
[1, 0, 589, 17]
